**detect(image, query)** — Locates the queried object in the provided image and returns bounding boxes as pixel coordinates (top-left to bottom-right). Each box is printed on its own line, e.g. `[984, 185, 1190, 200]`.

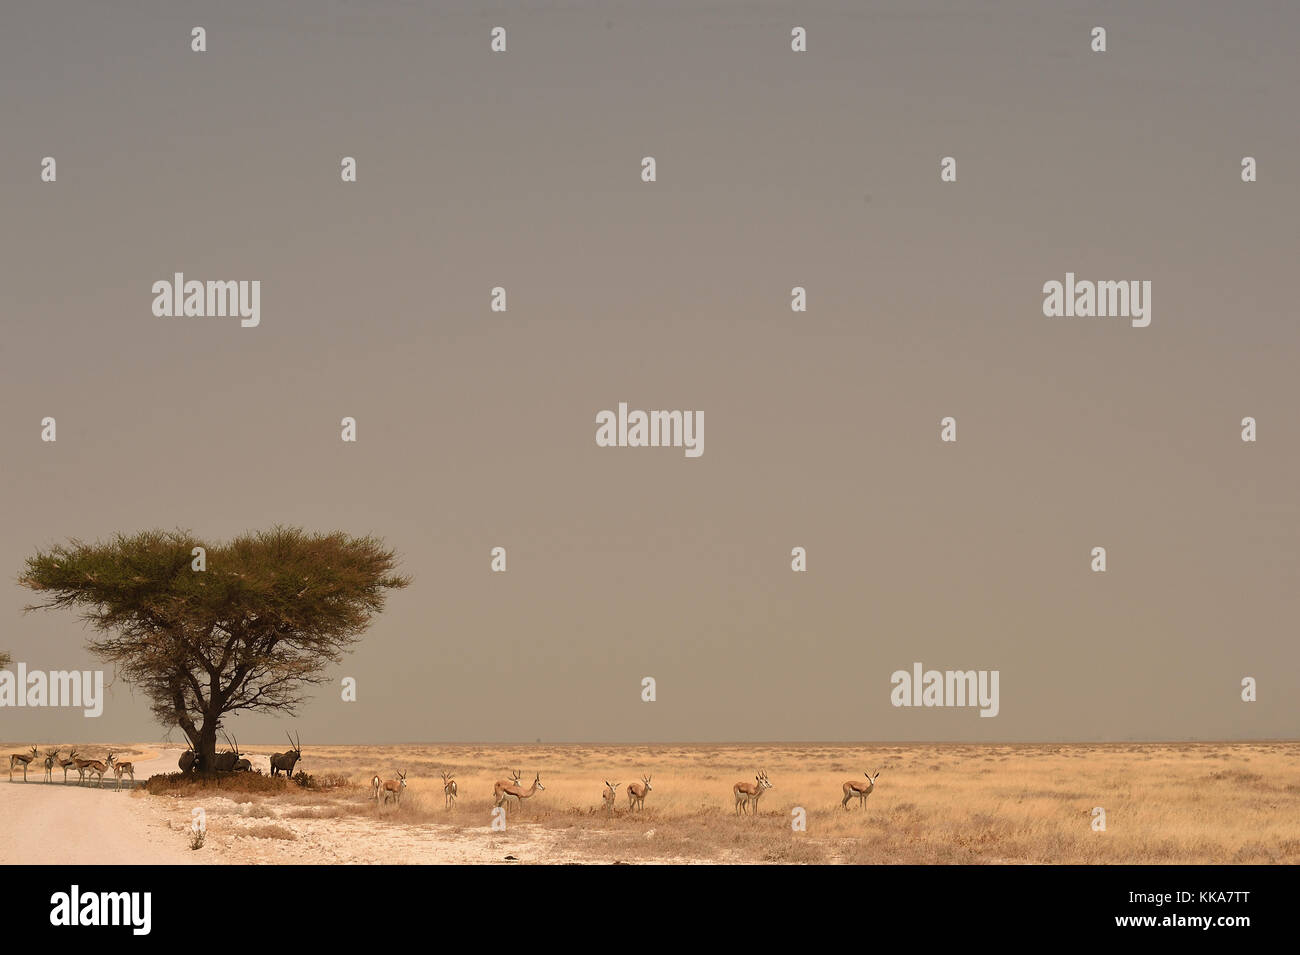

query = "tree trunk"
[196, 719, 220, 774]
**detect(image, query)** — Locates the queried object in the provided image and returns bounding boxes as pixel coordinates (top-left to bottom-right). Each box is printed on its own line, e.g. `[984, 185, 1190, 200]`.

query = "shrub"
[240, 823, 297, 841]
[145, 772, 289, 795]
[291, 771, 351, 791]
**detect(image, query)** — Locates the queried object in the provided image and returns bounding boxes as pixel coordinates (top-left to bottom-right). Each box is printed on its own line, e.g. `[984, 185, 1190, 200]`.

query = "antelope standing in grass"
[107, 753, 136, 789]
[58, 750, 79, 784]
[441, 770, 458, 808]
[627, 775, 652, 812]
[270, 731, 303, 778]
[371, 774, 382, 800]
[841, 770, 881, 811]
[733, 771, 772, 815]
[496, 772, 544, 813]
[9, 745, 37, 782]
[493, 769, 522, 806]
[380, 771, 407, 805]
[43, 748, 59, 783]
[601, 781, 620, 814]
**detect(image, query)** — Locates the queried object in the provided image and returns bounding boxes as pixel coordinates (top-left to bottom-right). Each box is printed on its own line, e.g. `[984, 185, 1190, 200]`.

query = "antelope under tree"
[215, 730, 252, 773]
[19, 527, 409, 774]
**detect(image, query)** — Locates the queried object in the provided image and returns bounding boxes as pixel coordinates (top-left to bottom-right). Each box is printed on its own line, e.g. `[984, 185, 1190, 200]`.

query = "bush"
[146, 772, 289, 795]
[291, 771, 351, 791]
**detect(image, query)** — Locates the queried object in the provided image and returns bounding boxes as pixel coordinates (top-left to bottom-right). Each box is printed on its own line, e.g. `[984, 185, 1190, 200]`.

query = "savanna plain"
[2, 741, 1296, 865]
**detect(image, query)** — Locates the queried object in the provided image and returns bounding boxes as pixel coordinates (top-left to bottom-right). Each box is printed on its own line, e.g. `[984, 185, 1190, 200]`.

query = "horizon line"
[6, 737, 1297, 747]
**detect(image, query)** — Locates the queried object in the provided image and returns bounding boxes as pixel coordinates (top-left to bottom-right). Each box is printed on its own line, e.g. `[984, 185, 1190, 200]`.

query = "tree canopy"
[19, 527, 409, 769]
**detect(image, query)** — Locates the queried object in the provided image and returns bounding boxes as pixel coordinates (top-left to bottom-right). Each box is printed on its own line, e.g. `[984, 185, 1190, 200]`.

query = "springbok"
[627, 775, 652, 812]
[81, 755, 108, 788]
[9, 745, 37, 782]
[107, 753, 136, 789]
[71, 752, 96, 785]
[493, 769, 522, 806]
[601, 781, 620, 814]
[841, 770, 881, 811]
[496, 772, 544, 813]
[43, 748, 59, 783]
[371, 774, 382, 800]
[733, 771, 772, 815]
[380, 771, 407, 805]
[58, 750, 79, 784]
[441, 770, 458, 808]
[270, 731, 303, 778]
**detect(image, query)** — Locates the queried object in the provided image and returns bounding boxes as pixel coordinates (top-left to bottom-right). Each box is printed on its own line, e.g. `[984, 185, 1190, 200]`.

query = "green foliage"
[19, 526, 410, 759]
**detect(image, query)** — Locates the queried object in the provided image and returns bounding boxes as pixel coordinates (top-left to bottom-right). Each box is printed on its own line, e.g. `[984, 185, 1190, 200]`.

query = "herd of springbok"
[363, 767, 883, 816]
[8, 745, 135, 788]
[369, 767, 547, 812]
[10, 741, 883, 817]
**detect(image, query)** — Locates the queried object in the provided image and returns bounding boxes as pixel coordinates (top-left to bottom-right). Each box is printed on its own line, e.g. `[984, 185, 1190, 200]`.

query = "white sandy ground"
[0, 749, 711, 865]
[0, 749, 199, 865]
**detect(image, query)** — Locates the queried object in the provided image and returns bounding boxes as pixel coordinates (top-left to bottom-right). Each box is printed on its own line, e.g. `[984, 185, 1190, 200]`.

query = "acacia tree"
[20, 527, 409, 772]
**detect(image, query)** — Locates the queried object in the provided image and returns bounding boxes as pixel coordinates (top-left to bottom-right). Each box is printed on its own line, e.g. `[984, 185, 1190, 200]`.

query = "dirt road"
[0, 747, 636, 864]
[0, 749, 199, 865]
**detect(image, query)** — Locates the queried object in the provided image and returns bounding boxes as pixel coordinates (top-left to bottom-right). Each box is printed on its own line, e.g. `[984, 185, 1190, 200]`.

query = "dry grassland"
[115, 741, 1300, 864]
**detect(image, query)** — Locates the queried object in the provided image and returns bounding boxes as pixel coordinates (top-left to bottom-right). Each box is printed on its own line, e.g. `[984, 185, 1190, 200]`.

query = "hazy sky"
[1, 1, 1297, 744]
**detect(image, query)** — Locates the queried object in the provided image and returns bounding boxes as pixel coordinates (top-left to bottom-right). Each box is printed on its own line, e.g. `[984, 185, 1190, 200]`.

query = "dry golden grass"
[16, 740, 1296, 863]
[239, 823, 298, 841]
[216, 740, 1300, 864]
